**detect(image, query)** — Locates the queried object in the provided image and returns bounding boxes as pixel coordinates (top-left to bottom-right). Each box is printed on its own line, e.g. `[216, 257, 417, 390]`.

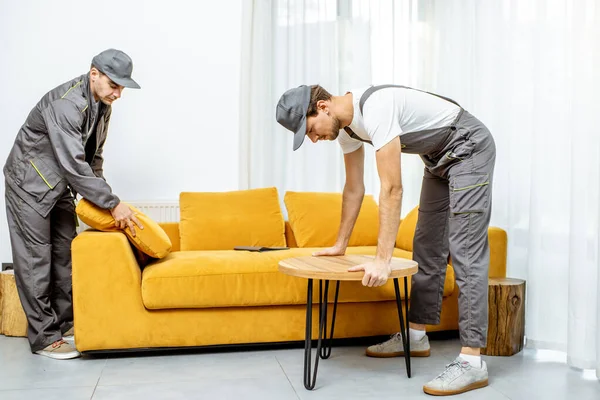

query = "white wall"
[0, 0, 243, 263]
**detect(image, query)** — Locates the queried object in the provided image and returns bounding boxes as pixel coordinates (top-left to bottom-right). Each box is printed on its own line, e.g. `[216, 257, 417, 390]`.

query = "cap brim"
[105, 72, 141, 89]
[292, 117, 307, 151]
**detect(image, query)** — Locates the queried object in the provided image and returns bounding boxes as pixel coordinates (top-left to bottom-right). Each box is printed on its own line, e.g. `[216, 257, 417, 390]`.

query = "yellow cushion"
[159, 223, 180, 252]
[141, 246, 455, 309]
[488, 227, 507, 278]
[76, 199, 172, 259]
[284, 221, 298, 248]
[284, 192, 379, 248]
[396, 206, 419, 251]
[179, 187, 286, 251]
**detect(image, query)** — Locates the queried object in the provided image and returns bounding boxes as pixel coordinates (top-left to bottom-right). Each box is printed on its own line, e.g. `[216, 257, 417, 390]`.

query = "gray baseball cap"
[91, 49, 141, 89]
[276, 85, 311, 151]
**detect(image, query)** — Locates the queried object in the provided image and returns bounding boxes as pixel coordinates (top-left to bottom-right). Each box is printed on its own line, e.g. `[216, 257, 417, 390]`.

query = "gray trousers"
[409, 111, 496, 348]
[5, 184, 76, 352]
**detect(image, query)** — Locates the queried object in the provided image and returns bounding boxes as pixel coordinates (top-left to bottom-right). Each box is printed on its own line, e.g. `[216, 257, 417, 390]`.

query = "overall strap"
[359, 84, 461, 115]
[343, 126, 372, 145]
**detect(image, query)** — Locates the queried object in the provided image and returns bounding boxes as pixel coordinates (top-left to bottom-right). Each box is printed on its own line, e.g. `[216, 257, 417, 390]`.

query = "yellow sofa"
[71, 189, 507, 352]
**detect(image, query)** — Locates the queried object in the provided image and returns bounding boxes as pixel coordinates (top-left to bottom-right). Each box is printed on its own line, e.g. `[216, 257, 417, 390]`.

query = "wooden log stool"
[0, 270, 28, 337]
[481, 278, 526, 356]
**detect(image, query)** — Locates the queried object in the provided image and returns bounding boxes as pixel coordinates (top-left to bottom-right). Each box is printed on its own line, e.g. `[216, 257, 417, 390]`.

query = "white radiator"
[77, 201, 179, 233]
[128, 201, 180, 223]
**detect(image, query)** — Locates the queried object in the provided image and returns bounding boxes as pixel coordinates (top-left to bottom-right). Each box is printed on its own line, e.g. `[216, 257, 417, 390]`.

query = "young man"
[3, 49, 143, 359]
[276, 84, 495, 396]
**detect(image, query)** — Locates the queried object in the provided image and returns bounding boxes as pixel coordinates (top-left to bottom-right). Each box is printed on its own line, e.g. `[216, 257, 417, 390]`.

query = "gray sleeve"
[90, 107, 110, 179]
[42, 99, 120, 209]
[91, 137, 106, 179]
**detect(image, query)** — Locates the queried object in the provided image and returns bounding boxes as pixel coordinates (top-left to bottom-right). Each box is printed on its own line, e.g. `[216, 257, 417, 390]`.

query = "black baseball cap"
[276, 85, 311, 151]
[92, 49, 141, 89]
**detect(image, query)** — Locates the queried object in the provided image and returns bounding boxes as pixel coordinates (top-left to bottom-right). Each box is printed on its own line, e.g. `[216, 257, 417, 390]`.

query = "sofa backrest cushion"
[179, 187, 286, 251]
[284, 191, 379, 247]
[159, 223, 180, 252]
[285, 221, 298, 248]
[76, 199, 172, 259]
[396, 206, 419, 251]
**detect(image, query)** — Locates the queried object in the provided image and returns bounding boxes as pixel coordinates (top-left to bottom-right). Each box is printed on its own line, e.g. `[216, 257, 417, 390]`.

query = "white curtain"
[239, 0, 378, 210]
[240, 0, 600, 377]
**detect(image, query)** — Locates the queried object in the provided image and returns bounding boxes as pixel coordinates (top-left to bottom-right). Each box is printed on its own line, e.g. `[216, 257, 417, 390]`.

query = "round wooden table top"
[278, 255, 418, 281]
[489, 277, 525, 285]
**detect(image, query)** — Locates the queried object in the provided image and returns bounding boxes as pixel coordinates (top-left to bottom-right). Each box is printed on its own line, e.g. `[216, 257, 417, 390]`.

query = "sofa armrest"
[71, 231, 147, 350]
[72, 230, 142, 289]
[488, 226, 507, 278]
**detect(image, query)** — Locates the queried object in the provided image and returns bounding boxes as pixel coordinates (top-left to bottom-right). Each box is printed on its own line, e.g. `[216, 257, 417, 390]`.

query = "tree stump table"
[0, 270, 28, 337]
[481, 278, 526, 356]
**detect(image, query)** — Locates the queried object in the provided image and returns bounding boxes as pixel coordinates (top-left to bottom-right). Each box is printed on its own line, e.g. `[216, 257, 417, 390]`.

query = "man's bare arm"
[375, 137, 403, 262]
[313, 145, 365, 256]
[337, 145, 366, 247]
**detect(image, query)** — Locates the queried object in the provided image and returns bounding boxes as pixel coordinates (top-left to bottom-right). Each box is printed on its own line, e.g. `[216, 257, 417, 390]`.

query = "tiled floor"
[0, 335, 598, 399]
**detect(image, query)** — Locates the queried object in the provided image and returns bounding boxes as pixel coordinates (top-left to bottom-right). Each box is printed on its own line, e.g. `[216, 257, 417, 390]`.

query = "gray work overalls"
[345, 85, 496, 347]
[4, 74, 120, 352]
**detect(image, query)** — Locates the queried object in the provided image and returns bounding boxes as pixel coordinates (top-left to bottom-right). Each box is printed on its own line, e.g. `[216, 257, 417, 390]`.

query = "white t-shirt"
[337, 86, 461, 154]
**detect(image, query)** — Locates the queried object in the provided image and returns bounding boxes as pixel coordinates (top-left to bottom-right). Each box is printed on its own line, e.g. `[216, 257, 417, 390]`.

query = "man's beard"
[331, 118, 340, 140]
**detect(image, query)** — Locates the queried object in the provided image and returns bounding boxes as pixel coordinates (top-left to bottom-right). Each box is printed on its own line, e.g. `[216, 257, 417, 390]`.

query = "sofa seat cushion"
[141, 247, 455, 310]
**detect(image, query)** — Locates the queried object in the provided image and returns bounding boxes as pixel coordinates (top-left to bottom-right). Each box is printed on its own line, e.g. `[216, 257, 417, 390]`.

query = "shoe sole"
[366, 348, 431, 358]
[423, 378, 489, 396]
[35, 350, 81, 360]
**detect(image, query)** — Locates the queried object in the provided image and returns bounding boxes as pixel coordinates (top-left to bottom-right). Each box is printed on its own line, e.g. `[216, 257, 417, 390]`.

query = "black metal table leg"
[304, 279, 341, 390]
[319, 280, 340, 360]
[394, 278, 411, 378]
[404, 277, 411, 377]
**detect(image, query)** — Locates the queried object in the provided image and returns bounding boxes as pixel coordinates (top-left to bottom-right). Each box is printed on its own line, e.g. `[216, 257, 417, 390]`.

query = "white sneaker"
[35, 339, 80, 360]
[423, 357, 488, 396]
[63, 327, 75, 345]
[366, 332, 431, 358]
